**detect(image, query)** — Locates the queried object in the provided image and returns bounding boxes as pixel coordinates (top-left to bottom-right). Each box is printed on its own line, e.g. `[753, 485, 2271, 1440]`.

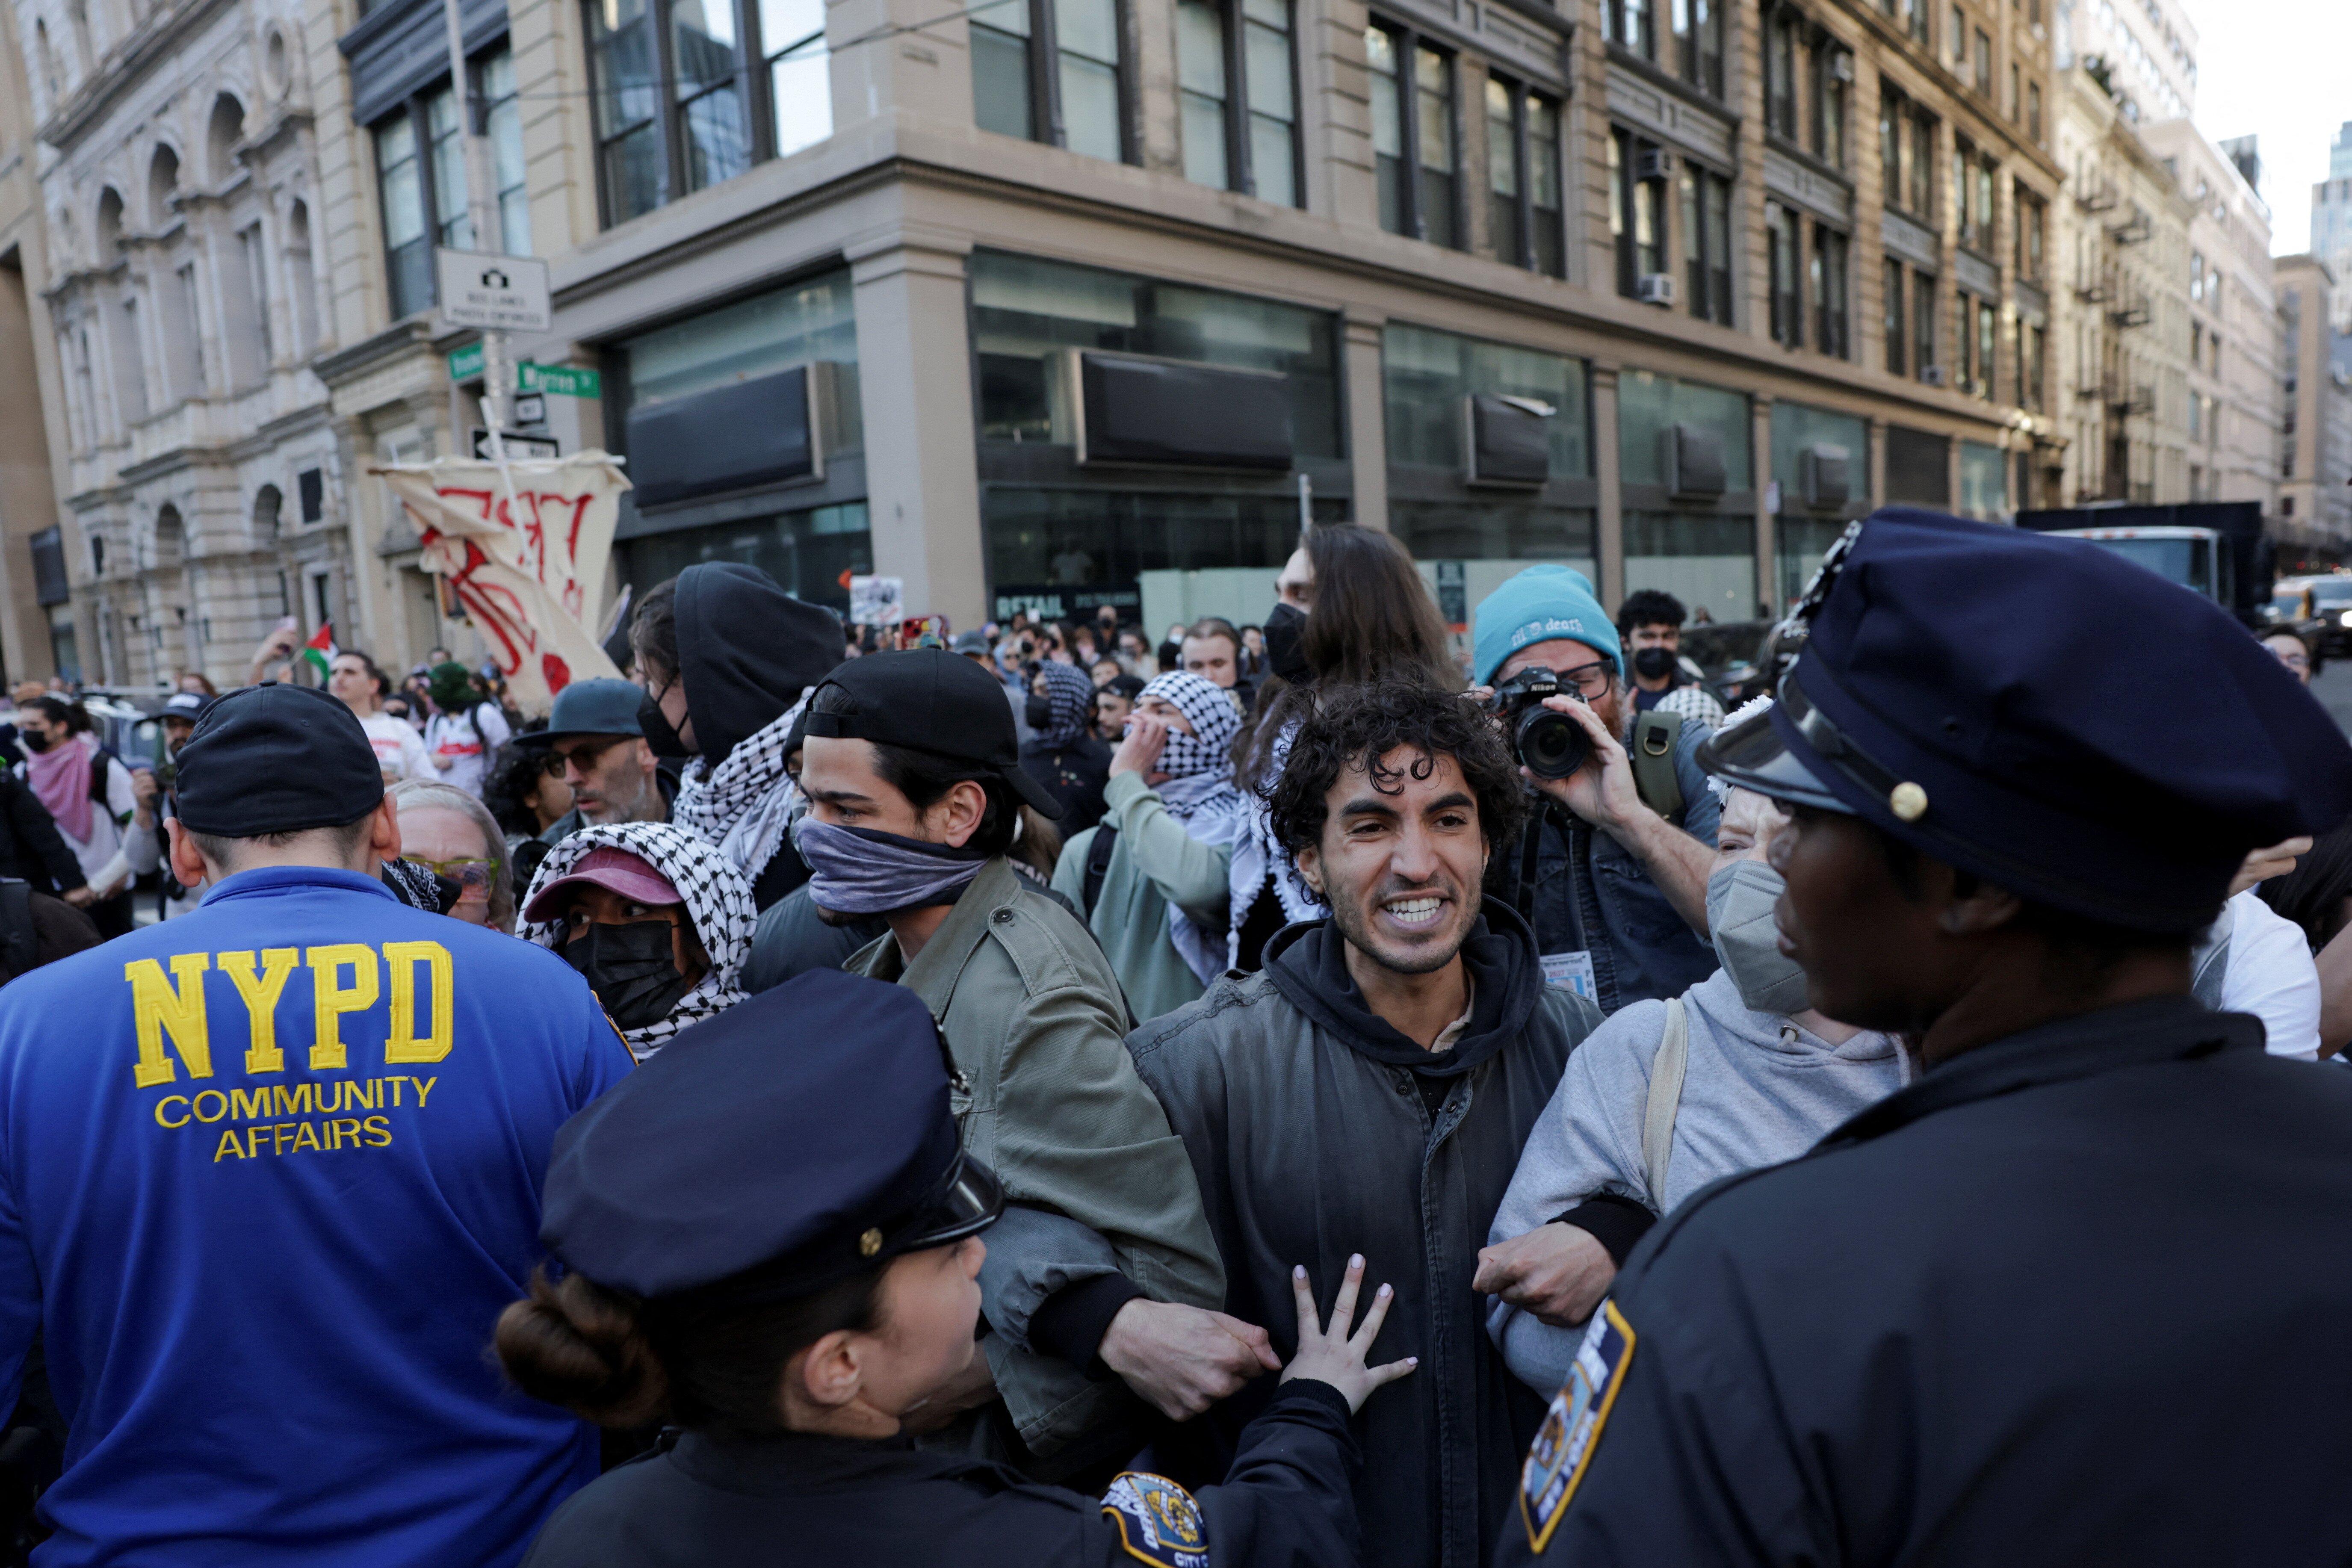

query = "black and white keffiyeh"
[670, 692, 809, 886]
[1033, 660, 1096, 749]
[1227, 715, 1329, 966]
[1136, 673, 1251, 984]
[521, 821, 757, 1060]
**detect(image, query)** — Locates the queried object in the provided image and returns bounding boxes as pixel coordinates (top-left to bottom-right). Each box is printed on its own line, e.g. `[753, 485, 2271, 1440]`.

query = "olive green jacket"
[847, 856, 1224, 1463]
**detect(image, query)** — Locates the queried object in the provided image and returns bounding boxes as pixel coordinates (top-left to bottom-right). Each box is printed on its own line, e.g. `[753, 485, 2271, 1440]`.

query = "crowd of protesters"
[7, 514, 2352, 1568]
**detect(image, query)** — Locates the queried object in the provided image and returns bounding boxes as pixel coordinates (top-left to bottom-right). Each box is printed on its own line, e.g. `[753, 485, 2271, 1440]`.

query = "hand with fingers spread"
[1279, 1253, 1419, 1415]
[1099, 1298, 1282, 1420]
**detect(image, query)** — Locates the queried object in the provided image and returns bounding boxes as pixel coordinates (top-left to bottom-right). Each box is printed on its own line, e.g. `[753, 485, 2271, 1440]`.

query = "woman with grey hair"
[388, 777, 517, 932]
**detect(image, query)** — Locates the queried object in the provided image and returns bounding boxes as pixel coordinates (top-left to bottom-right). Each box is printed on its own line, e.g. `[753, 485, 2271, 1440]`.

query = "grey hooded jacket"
[1485, 967, 1907, 1393]
[1128, 900, 1602, 1568]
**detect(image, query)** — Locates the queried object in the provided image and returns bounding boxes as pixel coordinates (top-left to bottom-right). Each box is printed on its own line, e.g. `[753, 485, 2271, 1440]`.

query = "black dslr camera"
[1486, 667, 1591, 780]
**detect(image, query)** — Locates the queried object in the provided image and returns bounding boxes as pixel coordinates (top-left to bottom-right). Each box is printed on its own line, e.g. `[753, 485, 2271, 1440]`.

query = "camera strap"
[1629, 712, 1684, 823]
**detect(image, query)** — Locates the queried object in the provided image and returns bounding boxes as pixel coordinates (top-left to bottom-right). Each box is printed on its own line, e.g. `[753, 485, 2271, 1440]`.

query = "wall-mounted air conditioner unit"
[1801, 443, 1852, 508]
[1661, 422, 1727, 498]
[1634, 146, 1674, 182]
[1054, 348, 1294, 470]
[1463, 394, 1555, 488]
[1636, 273, 1678, 307]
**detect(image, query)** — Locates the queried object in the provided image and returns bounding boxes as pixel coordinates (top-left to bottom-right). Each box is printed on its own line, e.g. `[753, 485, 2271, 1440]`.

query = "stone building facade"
[2275, 254, 2352, 551]
[9, 0, 357, 690]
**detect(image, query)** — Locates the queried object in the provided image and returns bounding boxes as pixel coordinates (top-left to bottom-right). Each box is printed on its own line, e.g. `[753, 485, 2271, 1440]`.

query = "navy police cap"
[540, 968, 1002, 1300]
[173, 682, 385, 838]
[1701, 508, 2352, 933]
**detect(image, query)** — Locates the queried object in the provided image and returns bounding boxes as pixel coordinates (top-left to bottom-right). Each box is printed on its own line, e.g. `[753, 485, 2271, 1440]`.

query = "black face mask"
[636, 690, 694, 760]
[1263, 601, 1311, 682]
[563, 919, 694, 1031]
[1632, 647, 1678, 681]
[18, 730, 49, 754]
[1024, 694, 1056, 729]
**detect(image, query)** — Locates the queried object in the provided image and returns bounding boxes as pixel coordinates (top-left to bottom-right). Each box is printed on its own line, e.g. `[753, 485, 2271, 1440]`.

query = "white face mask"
[1705, 858, 1811, 1016]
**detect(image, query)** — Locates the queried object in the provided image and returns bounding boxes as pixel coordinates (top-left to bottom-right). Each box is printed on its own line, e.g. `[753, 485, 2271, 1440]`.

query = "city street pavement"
[2316, 661, 2352, 736]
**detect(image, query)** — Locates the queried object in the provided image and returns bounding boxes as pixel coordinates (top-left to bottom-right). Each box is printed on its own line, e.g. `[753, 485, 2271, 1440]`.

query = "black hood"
[675, 563, 844, 762]
[1262, 897, 1545, 1078]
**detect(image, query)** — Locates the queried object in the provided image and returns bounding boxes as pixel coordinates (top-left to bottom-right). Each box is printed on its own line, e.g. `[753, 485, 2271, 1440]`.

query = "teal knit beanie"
[1471, 565, 1621, 686]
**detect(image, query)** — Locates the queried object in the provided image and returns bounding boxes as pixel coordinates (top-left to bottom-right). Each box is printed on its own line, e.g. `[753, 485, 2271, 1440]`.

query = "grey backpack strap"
[1640, 997, 1689, 1212]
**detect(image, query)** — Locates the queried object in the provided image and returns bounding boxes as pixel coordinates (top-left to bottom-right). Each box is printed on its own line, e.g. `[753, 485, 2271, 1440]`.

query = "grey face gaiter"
[1705, 858, 1812, 1016]
[791, 817, 988, 915]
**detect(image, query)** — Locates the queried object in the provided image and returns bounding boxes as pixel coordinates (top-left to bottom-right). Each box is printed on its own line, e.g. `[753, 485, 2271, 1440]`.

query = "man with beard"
[1128, 680, 1604, 1568]
[517, 679, 674, 847]
[1496, 511, 2352, 1565]
[793, 649, 1273, 1484]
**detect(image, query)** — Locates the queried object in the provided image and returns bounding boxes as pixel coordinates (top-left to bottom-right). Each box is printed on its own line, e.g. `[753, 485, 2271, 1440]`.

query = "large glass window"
[1179, 0, 1299, 203]
[619, 504, 871, 613]
[1958, 439, 2006, 518]
[1771, 402, 1867, 606]
[973, 0, 1133, 163]
[1610, 127, 1664, 296]
[1913, 268, 1935, 382]
[482, 51, 532, 253]
[425, 85, 473, 249]
[1883, 257, 1905, 374]
[1670, 0, 1723, 97]
[374, 112, 430, 319]
[2017, 317, 2045, 411]
[1766, 12, 1799, 140]
[1366, 21, 1458, 247]
[2015, 189, 2045, 282]
[1620, 372, 1755, 620]
[1812, 224, 1849, 358]
[374, 49, 530, 313]
[1605, 0, 1652, 59]
[587, 0, 837, 227]
[1880, 84, 1935, 217]
[1487, 76, 1563, 277]
[1767, 201, 1801, 347]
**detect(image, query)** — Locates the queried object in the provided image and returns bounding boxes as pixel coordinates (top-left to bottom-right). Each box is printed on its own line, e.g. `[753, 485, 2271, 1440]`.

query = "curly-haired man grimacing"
[1125, 681, 1604, 1568]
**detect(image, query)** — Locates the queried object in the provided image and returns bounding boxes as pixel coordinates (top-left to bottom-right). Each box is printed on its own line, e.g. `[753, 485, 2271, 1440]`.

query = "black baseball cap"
[804, 648, 1064, 819]
[174, 683, 386, 837]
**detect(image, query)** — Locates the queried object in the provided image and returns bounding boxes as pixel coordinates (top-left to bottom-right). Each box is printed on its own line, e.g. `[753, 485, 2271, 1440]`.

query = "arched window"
[147, 145, 180, 227]
[95, 186, 123, 251]
[253, 484, 284, 543]
[284, 200, 320, 353]
[152, 505, 186, 569]
[206, 93, 246, 183]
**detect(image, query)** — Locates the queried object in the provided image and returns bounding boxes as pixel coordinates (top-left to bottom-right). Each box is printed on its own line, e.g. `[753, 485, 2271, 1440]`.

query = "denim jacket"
[1489, 716, 1721, 1015]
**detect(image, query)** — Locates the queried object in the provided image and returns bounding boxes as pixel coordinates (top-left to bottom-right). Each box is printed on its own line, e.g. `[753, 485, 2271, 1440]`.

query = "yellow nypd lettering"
[126, 954, 213, 1087]
[382, 941, 454, 1064]
[304, 944, 380, 1071]
[230, 1087, 273, 1121]
[210, 1112, 398, 1162]
[154, 1096, 191, 1128]
[216, 949, 300, 1074]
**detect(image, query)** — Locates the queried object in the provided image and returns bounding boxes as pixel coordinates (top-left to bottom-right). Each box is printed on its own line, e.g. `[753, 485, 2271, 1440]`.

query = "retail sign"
[435, 248, 553, 333]
[446, 342, 485, 383]
[519, 362, 602, 399]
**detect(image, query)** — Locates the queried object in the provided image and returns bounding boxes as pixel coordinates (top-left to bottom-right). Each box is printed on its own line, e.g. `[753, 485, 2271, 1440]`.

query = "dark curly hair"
[1616, 588, 1687, 636]
[482, 739, 550, 839]
[1268, 680, 1528, 859]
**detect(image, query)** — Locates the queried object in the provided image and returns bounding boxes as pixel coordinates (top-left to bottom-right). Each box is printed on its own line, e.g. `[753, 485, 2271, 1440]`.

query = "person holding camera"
[1473, 566, 1720, 1015]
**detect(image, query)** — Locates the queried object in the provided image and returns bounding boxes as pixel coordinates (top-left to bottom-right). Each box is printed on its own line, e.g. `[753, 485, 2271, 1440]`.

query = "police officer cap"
[540, 968, 1002, 1300]
[173, 682, 386, 837]
[803, 648, 1065, 820]
[1699, 508, 2352, 933]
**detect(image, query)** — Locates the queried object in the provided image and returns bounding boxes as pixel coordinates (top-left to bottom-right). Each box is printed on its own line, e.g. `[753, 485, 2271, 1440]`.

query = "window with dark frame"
[970, 0, 1133, 164]
[1973, 27, 1990, 94]
[1766, 11, 1799, 141]
[585, 0, 840, 228]
[2027, 79, 2041, 142]
[1914, 268, 1935, 381]
[1767, 201, 1802, 346]
[1367, 21, 1459, 247]
[1882, 83, 1938, 219]
[1679, 161, 1734, 322]
[1812, 223, 1850, 357]
[1605, 0, 1654, 59]
[1884, 256, 1905, 373]
[1179, 0, 1301, 205]
[1671, 0, 1724, 97]
[372, 47, 526, 316]
[1610, 126, 1666, 295]
[2015, 188, 2045, 281]
[1486, 74, 1564, 277]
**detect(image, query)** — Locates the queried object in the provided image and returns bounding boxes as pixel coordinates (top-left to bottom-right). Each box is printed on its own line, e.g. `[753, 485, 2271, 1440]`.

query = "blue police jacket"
[0, 866, 633, 1567]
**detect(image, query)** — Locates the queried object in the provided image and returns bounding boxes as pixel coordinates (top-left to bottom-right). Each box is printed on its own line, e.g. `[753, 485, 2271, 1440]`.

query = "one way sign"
[436, 248, 552, 332]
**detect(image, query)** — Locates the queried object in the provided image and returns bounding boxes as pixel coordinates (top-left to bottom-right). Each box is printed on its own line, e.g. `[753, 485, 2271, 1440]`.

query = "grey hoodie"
[1485, 966, 1909, 1393]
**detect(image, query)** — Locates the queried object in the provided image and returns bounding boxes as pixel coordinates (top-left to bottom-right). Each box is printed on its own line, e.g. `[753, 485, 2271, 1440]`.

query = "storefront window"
[1619, 370, 1754, 621]
[972, 251, 1341, 453]
[1958, 439, 2007, 519]
[618, 269, 862, 453]
[1623, 513, 1757, 621]
[1617, 370, 1750, 488]
[1769, 401, 1866, 608]
[618, 503, 871, 611]
[981, 488, 1343, 625]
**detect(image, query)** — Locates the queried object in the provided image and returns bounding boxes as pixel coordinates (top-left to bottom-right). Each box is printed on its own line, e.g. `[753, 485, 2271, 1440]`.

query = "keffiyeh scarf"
[521, 821, 758, 1060]
[1033, 660, 1096, 749]
[1136, 673, 1251, 985]
[670, 692, 809, 888]
[1227, 715, 1330, 968]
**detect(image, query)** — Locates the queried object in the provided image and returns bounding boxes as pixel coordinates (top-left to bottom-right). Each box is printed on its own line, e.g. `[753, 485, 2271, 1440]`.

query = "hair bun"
[494, 1268, 670, 1427]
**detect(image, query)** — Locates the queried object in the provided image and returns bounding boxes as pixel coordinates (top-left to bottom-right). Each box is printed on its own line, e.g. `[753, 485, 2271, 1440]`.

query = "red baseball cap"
[524, 845, 683, 924]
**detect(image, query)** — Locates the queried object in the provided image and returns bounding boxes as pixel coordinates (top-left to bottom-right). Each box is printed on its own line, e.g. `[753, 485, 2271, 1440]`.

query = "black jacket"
[673, 563, 839, 765]
[1499, 996, 2352, 1565]
[1129, 901, 1602, 1568]
[1019, 735, 1111, 836]
[0, 773, 86, 896]
[520, 1381, 1363, 1568]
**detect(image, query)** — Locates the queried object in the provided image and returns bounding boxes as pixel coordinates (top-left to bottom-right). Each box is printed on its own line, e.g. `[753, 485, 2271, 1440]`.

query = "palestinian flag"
[300, 622, 337, 681]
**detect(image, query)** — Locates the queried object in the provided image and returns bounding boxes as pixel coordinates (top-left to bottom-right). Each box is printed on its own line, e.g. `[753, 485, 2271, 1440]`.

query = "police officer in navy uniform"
[502, 967, 1418, 1568]
[0, 682, 633, 1567]
[1497, 509, 2352, 1565]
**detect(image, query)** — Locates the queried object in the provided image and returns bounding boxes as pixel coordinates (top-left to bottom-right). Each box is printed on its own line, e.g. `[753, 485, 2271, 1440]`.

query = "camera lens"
[1516, 709, 1591, 780]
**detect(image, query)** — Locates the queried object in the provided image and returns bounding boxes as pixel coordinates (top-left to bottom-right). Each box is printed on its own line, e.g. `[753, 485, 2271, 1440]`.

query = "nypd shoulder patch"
[1102, 1471, 1209, 1568]
[1519, 1297, 1637, 1555]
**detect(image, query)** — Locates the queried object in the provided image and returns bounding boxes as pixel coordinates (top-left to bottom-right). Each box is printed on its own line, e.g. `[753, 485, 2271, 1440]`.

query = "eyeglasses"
[543, 735, 629, 777]
[402, 854, 499, 902]
[1546, 660, 1615, 699]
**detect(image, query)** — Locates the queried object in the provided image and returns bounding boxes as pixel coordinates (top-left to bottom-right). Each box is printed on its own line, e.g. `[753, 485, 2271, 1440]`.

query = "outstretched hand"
[1279, 1254, 1418, 1415]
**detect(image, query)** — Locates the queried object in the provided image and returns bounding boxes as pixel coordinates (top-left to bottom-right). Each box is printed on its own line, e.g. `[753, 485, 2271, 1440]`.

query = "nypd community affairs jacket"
[1128, 900, 1603, 1568]
[0, 865, 633, 1568]
[847, 854, 1226, 1470]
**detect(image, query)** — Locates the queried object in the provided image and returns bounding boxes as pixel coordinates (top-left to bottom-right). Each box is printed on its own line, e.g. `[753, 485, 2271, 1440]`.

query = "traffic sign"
[436, 248, 552, 332]
[446, 341, 485, 382]
[471, 428, 561, 461]
[519, 362, 601, 398]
